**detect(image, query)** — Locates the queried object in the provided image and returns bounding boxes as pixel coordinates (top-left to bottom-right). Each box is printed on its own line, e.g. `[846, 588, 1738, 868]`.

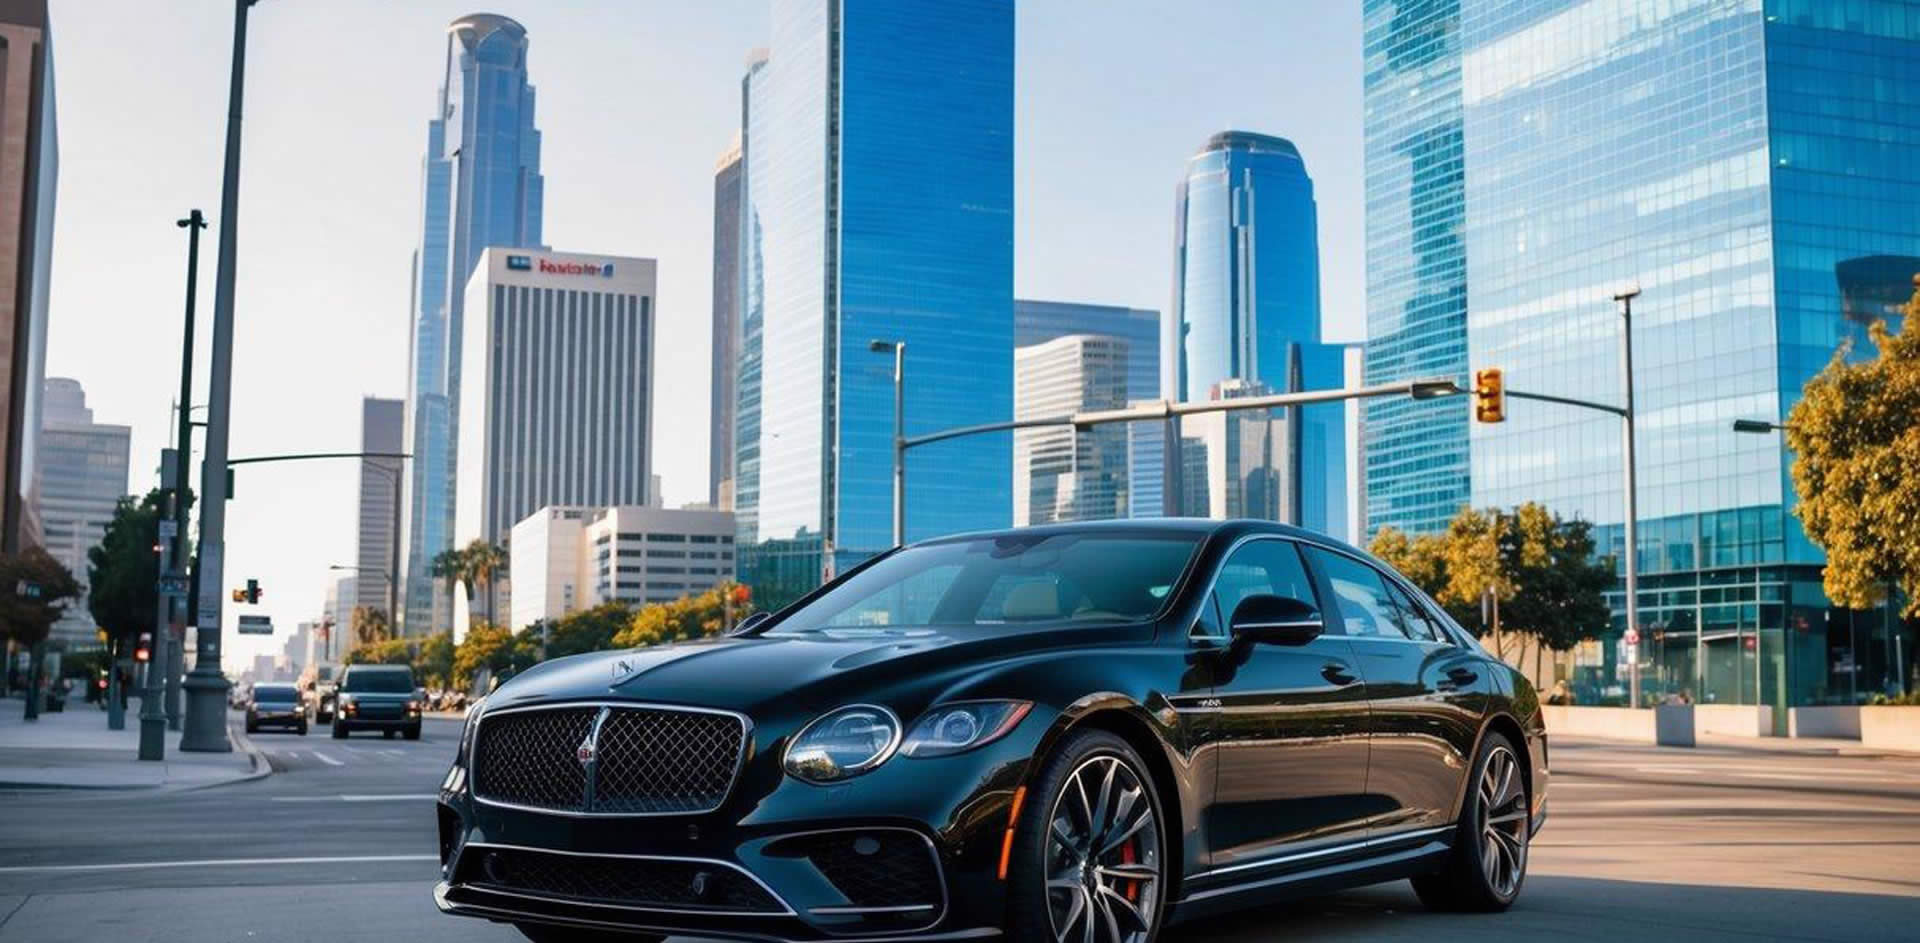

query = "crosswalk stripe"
[309, 751, 346, 766]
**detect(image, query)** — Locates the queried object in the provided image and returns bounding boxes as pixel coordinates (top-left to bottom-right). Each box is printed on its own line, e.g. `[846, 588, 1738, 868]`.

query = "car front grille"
[454, 844, 784, 915]
[471, 704, 747, 815]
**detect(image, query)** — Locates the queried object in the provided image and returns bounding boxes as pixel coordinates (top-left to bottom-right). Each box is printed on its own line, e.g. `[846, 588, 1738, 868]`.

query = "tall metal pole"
[138, 460, 173, 760]
[389, 464, 401, 625]
[168, 211, 204, 735]
[892, 343, 905, 547]
[1615, 287, 1642, 709]
[181, 0, 253, 753]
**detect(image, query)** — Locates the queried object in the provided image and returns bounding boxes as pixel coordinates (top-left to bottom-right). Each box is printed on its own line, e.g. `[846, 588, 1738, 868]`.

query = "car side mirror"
[1229, 594, 1324, 646]
[732, 611, 772, 635]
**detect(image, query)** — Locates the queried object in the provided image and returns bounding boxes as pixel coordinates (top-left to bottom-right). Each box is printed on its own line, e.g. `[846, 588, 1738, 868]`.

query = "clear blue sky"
[43, 1, 1362, 669]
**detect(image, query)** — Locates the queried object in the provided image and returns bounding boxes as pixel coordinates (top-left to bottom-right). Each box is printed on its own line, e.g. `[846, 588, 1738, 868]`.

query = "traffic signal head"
[134, 632, 152, 663]
[232, 588, 246, 603]
[247, 579, 262, 604]
[1474, 367, 1506, 423]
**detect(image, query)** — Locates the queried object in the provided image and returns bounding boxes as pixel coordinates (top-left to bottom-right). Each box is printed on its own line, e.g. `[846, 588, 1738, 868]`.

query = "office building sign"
[506, 255, 532, 271]
[536, 257, 614, 278]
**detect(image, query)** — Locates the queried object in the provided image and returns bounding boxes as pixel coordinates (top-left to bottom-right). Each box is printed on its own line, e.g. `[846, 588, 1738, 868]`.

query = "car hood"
[482, 622, 1148, 716]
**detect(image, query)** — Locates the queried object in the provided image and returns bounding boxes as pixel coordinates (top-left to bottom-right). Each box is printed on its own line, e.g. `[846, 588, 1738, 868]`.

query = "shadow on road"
[1165, 875, 1918, 943]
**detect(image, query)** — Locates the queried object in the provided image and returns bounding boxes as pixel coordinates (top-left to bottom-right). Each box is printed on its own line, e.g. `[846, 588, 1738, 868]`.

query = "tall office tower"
[1361, 0, 1920, 715]
[1013, 335, 1131, 526]
[34, 378, 127, 648]
[453, 249, 656, 583]
[401, 13, 544, 634]
[509, 504, 737, 630]
[1016, 300, 1162, 521]
[1170, 131, 1349, 539]
[354, 398, 404, 619]
[322, 572, 352, 663]
[711, 138, 744, 509]
[0, 0, 54, 556]
[734, 0, 1014, 607]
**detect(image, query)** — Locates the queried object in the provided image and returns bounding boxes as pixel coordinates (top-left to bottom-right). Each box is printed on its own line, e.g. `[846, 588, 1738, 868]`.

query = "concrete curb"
[0, 719, 274, 793]
[196, 718, 275, 791]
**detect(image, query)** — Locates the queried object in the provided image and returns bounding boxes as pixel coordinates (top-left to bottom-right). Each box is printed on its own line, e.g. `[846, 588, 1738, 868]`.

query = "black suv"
[332, 664, 423, 740]
[244, 682, 307, 735]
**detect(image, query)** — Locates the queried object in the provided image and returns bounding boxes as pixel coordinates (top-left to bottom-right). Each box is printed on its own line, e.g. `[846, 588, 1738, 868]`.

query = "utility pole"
[869, 340, 906, 547]
[169, 211, 205, 733]
[1614, 287, 1642, 709]
[181, 0, 255, 753]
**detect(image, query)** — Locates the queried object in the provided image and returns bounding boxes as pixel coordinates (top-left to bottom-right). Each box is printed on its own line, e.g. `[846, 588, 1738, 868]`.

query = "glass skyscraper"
[1362, 0, 1920, 716]
[734, 0, 1014, 607]
[1171, 132, 1352, 540]
[401, 13, 544, 633]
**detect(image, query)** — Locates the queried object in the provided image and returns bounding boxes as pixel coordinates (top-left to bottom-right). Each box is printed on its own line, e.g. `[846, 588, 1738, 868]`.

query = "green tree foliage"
[344, 637, 411, 666]
[414, 631, 455, 689]
[452, 622, 535, 692]
[537, 601, 632, 659]
[462, 539, 506, 625]
[1370, 503, 1612, 654]
[613, 582, 754, 649]
[0, 547, 81, 650]
[86, 491, 167, 652]
[1787, 282, 1920, 617]
[350, 605, 392, 648]
[431, 547, 467, 610]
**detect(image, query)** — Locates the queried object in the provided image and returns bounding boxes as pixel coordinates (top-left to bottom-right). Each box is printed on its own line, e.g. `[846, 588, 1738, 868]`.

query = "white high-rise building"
[35, 378, 129, 649]
[355, 398, 403, 621]
[508, 505, 736, 631]
[1013, 335, 1130, 526]
[455, 249, 657, 554]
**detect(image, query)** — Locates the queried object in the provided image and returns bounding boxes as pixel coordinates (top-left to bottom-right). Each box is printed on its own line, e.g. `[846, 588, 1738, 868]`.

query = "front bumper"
[248, 711, 305, 730]
[433, 710, 1043, 941]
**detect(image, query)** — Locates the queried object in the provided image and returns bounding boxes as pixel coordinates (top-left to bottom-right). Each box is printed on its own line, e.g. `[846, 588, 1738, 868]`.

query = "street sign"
[157, 575, 189, 597]
[1623, 628, 1640, 645]
[236, 614, 273, 635]
[159, 520, 178, 540]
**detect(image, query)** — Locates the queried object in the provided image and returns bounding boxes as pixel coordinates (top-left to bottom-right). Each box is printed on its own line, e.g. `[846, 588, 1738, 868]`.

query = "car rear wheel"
[404, 724, 421, 741]
[297, 723, 308, 736]
[1412, 731, 1529, 912]
[514, 922, 662, 943]
[1008, 729, 1165, 943]
[331, 721, 348, 739]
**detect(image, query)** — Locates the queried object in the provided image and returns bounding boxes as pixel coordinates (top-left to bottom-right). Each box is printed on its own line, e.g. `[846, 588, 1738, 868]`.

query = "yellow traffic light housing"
[1474, 367, 1506, 423]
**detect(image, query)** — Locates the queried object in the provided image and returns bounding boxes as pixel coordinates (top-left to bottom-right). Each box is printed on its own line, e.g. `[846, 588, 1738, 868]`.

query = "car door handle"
[1439, 667, 1479, 690]
[1321, 663, 1358, 686]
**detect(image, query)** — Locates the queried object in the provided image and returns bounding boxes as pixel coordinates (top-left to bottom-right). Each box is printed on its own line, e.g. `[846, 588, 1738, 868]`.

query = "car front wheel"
[1412, 731, 1530, 912]
[1008, 729, 1165, 943]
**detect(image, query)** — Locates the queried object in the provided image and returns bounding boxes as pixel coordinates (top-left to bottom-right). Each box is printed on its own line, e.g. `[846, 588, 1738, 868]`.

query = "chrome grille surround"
[470, 702, 751, 817]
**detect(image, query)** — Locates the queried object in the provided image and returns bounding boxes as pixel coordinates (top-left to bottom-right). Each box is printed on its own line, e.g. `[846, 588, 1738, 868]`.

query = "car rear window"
[342, 668, 414, 693]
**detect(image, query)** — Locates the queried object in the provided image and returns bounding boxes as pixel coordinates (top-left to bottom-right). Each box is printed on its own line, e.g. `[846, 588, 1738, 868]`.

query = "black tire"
[383, 729, 396, 740]
[404, 724, 421, 741]
[1007, 729, 1166, 943]
[244, 720, 257, 734]
[1412, 731, 1530, 912]
[515, 922, 663, 943]
[331, 721, 348, 739]
[297, 723, 308, 736]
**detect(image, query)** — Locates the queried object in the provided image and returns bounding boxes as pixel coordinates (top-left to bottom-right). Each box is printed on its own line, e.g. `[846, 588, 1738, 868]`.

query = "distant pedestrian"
[1547, 680, 1576, 706]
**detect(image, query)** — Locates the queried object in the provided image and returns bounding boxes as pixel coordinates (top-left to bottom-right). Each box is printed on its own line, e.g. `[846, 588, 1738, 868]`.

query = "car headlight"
[901, 701, 1033, 758]
[783, 705, 901, 784]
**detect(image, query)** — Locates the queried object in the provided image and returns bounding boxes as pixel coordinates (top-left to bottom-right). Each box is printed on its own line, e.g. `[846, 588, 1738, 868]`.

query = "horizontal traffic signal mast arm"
[1504, 388, 1628, 418]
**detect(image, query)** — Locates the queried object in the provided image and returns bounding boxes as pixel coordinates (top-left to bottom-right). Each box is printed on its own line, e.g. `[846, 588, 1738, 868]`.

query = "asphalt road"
[1, 714, 1917, 942]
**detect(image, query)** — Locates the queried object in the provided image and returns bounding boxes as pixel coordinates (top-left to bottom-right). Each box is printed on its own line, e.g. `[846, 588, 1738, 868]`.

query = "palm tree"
[430, 547, 469, 621]
[463, 539, 507, 626]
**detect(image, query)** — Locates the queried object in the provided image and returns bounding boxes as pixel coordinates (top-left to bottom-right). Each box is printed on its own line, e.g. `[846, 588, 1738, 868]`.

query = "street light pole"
[1615, 287, 1643, 709]
[182, 0, 256, 753]
[870, 340, 905, 547]
[171, 213, 205, 736]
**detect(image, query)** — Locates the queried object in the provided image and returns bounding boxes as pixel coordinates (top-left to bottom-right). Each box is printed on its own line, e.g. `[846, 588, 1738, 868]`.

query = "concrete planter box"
[1693, 704, 1773, 738]
[1655, 705, 1695, 746]
[1541, 705, 1660, 743]
[1860, 706, 1920, 753]
[1788, 706, 1861, 739]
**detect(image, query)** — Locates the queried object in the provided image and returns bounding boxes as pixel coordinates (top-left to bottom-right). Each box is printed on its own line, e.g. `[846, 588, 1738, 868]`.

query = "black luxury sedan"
[433, 520, 1548, 943]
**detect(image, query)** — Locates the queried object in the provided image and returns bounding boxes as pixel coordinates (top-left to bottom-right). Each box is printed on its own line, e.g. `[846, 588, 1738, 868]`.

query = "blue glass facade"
[401, 14, 543, 633]
[1363, 0, 1920, 713]
[1170, 132, 1352, 540]
[1014, 299, 1160, 403]
[736, 0, 1014, 607]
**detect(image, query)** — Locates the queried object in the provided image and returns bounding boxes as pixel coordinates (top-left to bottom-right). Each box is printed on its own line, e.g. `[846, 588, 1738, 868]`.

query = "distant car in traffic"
[333, 664, 423, 740]
[432, 519, 1546, 943]
[245, 682, 308, 736]
[302, 663, 340, 722]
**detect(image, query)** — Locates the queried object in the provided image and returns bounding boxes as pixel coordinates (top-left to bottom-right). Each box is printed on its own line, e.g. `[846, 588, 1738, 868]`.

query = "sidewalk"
[1556, 731, 1909, 757]
[0, 696, 268, 790]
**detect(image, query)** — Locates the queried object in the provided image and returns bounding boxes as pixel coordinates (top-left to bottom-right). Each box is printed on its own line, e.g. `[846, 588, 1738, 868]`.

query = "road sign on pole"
[236, 615, 273, 636]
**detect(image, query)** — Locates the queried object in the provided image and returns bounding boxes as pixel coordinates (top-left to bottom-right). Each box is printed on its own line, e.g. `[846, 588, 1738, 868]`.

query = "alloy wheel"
[1477, 744, 1528, 898]
[1043, 753, 1160, 943]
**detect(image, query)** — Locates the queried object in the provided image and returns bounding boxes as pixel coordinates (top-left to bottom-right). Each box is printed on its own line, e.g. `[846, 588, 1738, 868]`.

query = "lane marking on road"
[0, 854, 439, 874]
[380, 749, 405, 756]
[269, 794, 438, 803]
[309, 751, 346, 766]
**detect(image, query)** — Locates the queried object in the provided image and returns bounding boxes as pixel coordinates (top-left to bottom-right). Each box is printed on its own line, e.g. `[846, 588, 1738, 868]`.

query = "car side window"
[1385, 580, 1441, 642]
[1305, 547, 1410, 639]
[1203, 540, 1324, 637]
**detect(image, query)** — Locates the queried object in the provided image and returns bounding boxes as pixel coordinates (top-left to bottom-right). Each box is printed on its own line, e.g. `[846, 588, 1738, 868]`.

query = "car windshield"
[769, 532, 1201, 635]
[342, 669, 413, 693]
[253, 685, 297, 704]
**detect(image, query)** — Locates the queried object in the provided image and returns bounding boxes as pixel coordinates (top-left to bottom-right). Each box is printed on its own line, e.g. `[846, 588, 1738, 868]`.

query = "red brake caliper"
[1121, 838, 1139, 902]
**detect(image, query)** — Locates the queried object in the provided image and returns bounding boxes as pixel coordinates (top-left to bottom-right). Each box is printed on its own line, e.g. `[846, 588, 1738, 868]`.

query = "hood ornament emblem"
[576, 738, 595, 765]
[610, 655, 639, 687]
